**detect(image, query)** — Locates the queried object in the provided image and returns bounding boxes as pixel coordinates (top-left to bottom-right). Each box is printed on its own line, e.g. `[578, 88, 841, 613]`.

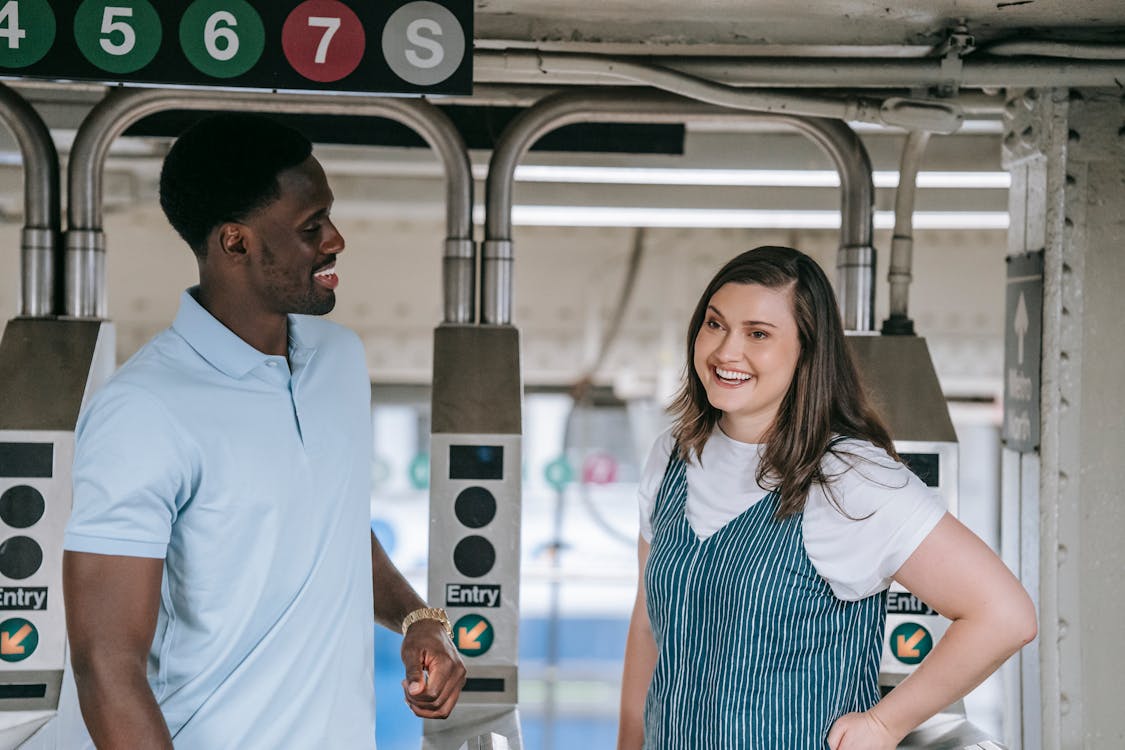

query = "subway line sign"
[0, 0, 471, 95]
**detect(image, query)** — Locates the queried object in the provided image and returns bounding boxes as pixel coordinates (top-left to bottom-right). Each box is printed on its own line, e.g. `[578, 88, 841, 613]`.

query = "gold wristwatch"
[401, 607, 453, 641]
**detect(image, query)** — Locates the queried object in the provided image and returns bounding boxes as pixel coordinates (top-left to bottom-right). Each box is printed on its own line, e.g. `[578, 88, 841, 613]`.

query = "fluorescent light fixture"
[473, 205, 1009, 230]
[510, 166, 1010, 189]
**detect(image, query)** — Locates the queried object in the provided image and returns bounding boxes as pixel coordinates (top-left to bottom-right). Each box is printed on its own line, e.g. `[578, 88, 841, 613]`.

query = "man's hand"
[827, 710, 898, 750]
[400, 619, 467, 719]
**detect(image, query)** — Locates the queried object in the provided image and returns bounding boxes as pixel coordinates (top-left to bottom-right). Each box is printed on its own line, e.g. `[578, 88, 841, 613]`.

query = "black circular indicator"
[0, 486, 46, 529]
[453, 535, 495, 578]
[0, 536, 44, 580]
[454, 486, 496, 529]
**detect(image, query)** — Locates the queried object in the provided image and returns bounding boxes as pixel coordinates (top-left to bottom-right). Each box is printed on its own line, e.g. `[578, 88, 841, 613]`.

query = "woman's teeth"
[715, 367, 752, 382]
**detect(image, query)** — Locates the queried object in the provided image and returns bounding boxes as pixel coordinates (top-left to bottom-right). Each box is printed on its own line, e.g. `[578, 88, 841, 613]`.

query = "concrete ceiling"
[474, 0, 1125, 54]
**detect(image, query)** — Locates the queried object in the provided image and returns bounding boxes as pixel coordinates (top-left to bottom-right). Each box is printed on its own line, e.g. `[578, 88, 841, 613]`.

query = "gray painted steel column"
[484, 88, 875, 329]
[0, 83, 61, 318]
[1003, 87, 1125, 747]
[66, 88, 474, 321]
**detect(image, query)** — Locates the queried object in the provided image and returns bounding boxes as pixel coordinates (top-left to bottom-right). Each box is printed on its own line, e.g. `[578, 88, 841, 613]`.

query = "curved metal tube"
[67, 88, 473, 321]
[882, 130, 932, 335]
[0, 82, 61, 317]
[484, 88, 876, 329]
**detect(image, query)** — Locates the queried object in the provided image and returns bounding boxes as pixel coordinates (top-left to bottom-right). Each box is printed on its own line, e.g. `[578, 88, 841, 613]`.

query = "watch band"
[401, 606, 453, 640]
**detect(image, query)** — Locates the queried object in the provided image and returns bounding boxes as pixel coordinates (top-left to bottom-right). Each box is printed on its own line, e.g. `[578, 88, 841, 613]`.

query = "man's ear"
[216, 222, 250, 259]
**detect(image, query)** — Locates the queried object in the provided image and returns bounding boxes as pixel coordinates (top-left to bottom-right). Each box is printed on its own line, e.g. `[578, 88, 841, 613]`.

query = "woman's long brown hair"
[668, 246, 898, 519]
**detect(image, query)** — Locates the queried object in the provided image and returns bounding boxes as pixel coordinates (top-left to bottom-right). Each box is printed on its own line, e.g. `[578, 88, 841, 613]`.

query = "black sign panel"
[0, 587, 47, 611]
[449, 445, 503, 481]
[0, 0, 471, 95]
[0, 443, 52, 478]
[886, 591, 936, 616]
[445, 582, 501, 608]
[899, 453, 939, 488]
[1003, 251, 1044, 452]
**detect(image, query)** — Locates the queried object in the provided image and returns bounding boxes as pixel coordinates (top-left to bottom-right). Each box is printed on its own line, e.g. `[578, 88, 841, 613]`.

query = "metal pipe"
[484, 88, 876, 330]
[0, 83, 61, 318]
[882, 130, 931, 336]
[478, 53, 961, 133]
[475, 49, 1125, 89]
[980, 40, 1125, 60]
[66, 88, 473, 321]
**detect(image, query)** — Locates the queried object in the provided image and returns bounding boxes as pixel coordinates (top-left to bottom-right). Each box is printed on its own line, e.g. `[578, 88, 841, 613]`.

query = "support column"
[1003, 88, 1125, 749]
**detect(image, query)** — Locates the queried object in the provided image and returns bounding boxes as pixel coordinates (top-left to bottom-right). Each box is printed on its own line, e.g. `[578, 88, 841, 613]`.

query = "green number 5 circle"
[74, 0, 161, 74]
[180, 0, 264, 79]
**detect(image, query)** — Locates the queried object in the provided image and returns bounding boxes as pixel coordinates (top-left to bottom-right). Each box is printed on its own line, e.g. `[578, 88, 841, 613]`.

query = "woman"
[617, 246, 1036, 749]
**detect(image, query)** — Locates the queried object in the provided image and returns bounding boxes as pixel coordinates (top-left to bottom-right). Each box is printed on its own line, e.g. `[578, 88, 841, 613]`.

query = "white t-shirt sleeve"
[637, 429, 676, 543]
[802, 440, 947, 601]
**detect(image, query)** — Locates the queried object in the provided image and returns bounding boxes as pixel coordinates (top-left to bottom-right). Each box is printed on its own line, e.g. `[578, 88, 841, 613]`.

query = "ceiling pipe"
[0, 83, 61, 318]
[484, 88, 877, 331]
[475, 49, 1125, 90]
[979, 40, 1125, 60]
[477, 52, 962, 133]
[66, 88, 473, 322]
[881, 130, 931, 336]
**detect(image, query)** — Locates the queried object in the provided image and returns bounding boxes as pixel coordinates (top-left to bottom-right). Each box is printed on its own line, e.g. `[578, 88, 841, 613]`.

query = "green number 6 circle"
[180, 0, 264, 79]
[74, 0, 161, 74]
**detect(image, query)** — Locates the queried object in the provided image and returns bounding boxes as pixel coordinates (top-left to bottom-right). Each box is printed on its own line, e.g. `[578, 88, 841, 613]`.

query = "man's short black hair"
[159, 113, 313, 257]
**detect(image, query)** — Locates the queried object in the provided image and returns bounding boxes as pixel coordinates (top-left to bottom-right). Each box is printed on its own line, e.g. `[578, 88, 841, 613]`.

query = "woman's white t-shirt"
[638, 427, 947, 601]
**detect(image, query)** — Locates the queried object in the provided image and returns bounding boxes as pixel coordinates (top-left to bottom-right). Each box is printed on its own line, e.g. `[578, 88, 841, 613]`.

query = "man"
[57, 113, 464, 748]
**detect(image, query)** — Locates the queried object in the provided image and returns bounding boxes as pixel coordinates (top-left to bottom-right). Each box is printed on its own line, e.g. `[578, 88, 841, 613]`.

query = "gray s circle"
[381, 1, 465, 86]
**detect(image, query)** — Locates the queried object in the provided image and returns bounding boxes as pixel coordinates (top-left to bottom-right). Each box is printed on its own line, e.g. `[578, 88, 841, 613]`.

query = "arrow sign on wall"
[1014, 291, 1029, 365]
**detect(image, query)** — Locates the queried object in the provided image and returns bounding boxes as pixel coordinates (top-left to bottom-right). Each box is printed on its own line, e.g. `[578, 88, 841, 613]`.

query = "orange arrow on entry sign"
[1, 624, 34, 655]
[896, 627, 928, 659]
[458, 621, 489, 650]
[453, 613, 495, 656]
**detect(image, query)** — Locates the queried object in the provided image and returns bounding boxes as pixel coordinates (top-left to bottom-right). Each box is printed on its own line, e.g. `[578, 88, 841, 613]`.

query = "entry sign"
[1003, 250, 1044, 452]
[0, 0, 471, 95]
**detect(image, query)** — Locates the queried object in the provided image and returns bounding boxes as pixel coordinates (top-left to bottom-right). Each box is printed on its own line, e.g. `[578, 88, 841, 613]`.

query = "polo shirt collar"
[173, 287, 305, 379]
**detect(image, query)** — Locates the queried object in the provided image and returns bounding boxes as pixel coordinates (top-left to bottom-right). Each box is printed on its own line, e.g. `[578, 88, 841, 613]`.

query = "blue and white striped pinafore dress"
[643, 450, 887, 749]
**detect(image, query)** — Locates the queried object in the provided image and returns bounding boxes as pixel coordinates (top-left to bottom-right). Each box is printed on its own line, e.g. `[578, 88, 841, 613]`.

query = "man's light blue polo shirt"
[60, 289, 376, 749]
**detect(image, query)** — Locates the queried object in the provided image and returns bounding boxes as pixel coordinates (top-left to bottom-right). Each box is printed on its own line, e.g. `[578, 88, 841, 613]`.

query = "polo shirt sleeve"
[638, 429, 675, 543]
[64, 383, 193, 559]
[802, 440, 947, 601]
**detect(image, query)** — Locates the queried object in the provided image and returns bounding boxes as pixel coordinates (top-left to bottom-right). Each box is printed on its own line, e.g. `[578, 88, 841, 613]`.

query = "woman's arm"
[828, 512, 1037, 749]
[617, 536, 657, 750]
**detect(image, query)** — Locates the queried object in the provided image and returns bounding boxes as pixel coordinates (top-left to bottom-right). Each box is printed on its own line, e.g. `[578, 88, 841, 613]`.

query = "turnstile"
[850, 334, 1004, 749]
[0, 319, 114, 748]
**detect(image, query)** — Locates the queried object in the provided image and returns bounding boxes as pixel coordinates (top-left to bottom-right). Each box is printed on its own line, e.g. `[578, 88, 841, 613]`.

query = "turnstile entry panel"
[850, 335, 1006, 748]
[0, 432, 72, 711]
[0, 319, 115, 745]
[430, 433, 521, 703]
[425, 325, 523, 750]
[881, 440, 959, 687]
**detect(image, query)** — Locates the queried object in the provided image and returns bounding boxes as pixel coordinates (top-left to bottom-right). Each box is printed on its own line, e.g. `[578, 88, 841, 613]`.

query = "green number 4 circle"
[74, 0, 162, 74]
[180, 0, 264, 79]
[0, 0, 57, 69]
